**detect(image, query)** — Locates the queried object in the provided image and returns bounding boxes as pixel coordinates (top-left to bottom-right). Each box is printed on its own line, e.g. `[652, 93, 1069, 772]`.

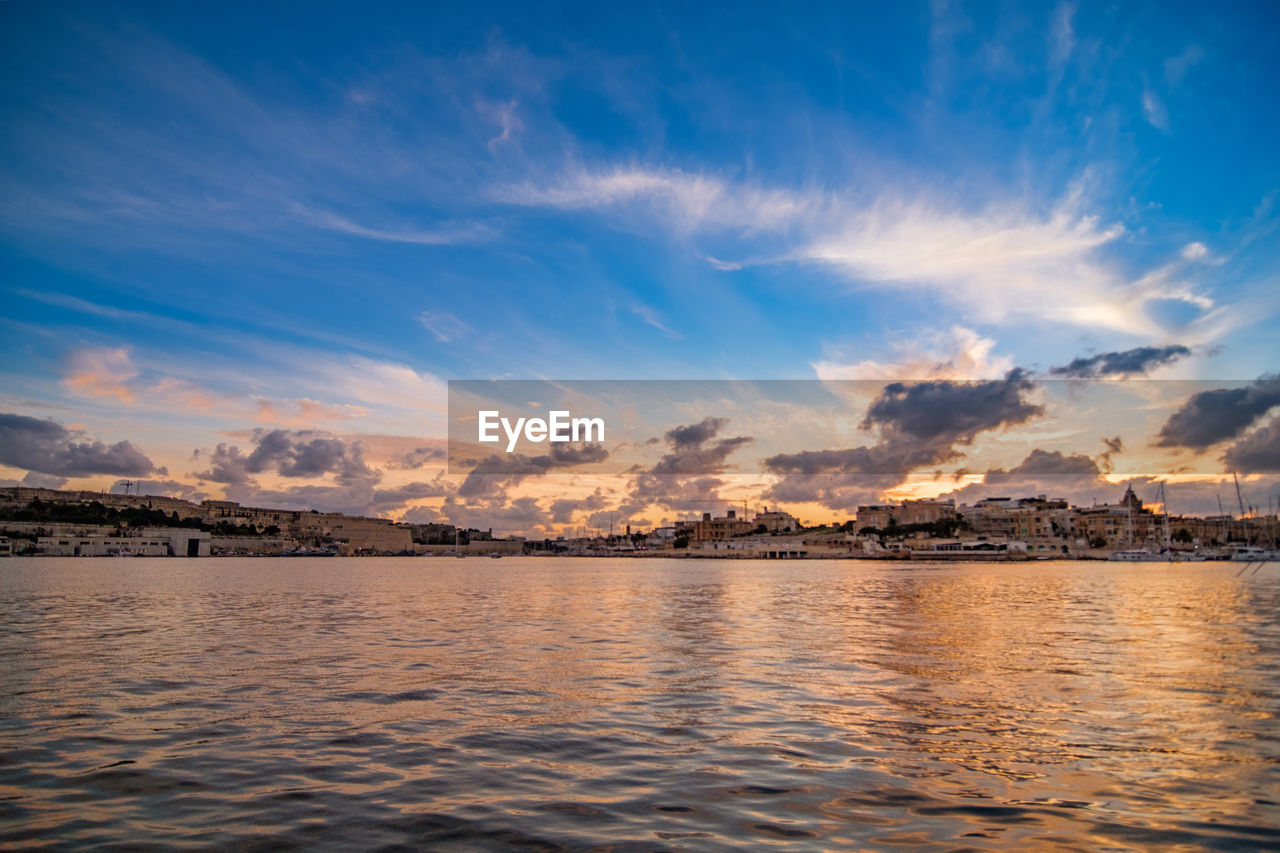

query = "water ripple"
[1, 557, 1278, 849]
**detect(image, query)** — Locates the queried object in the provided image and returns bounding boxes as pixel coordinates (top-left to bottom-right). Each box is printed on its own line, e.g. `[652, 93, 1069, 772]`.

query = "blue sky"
[2, 1, 1278, 531]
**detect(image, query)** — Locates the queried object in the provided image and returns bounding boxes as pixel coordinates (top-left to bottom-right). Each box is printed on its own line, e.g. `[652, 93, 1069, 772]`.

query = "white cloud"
[56, 346, 420, 429]
[317, 356, 448, 415]
[63, 347, 141, 403]
[420, 311, 472, 343]
[504, 165, 1215, 336]
[813, 325, 1015, 380]
[1049, 2, 1076, 69]
[1142, 89, 1170, 130]
[501, 166, 818, 233]
[480, 98, 523, 151]
[1180, 241, 1209, 261]
[802, 194, 1149, 332]
[627, 303, 682, 340]
[290, 204, 491, 246]
[1164, 45, 1204, 87]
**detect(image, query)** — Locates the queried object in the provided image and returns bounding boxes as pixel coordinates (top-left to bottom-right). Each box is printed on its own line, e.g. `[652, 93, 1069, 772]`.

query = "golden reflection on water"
[1, 557, 1277, 849]
[805, 565, 1277, 828]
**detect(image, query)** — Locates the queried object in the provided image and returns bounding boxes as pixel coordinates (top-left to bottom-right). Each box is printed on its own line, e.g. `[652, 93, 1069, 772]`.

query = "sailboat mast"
[1234, 473, 1251, 546]
[1159, 482, 1171, 548]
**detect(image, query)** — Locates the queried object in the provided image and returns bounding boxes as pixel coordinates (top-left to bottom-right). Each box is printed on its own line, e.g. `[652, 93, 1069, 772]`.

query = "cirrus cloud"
[500, 166, 1217, 336]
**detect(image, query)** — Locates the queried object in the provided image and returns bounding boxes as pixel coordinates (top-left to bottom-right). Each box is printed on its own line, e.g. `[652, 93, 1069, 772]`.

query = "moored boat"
[1229, 545, 1280, 562]
[1109, 548, 1207, 562]
[1109, 549, 1161, 561]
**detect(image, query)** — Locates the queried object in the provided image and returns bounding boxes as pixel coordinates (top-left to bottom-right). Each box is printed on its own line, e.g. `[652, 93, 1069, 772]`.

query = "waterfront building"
[36, 535, 172, 557]
[755, 508, 801, 533]
[34, 528, 211, 557]
[1071, 486, 1157, 549]
[855, 505, 895, 529]
[897, 499, 958, 525]
[139, 527, 212, 557]
[856, 500, 957, 530]
[688, 509, 755, 542]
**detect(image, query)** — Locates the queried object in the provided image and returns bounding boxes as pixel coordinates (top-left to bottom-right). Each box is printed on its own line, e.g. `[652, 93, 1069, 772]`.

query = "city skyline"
[2, 2, 1278, 535]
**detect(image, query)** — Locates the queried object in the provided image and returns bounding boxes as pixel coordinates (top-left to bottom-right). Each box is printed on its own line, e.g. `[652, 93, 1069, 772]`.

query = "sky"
[1, 1, 1278, 534]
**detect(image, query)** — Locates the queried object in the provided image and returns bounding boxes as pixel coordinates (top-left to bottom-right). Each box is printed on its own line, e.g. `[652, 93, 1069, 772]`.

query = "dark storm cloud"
[193, 429, 377, 485]
[189, 429, 458, 517]
[763, 373, 1044, 511]
[550, 488, 609, 524]
[936, 449, 1114, 509]
[1221, 418, 1280, 473]
[400, 504, 443, 524]
[649, 436, 753, 477]
[1155, 375, 1280, 450]
[220, 477, 447, 519]
[191, 444, 253, 485]
[765, 446, 881, 475]
[585, 509, 629, 531]
[761, 445, 932, 511]
[449, 455, 521, 500]
[455, 443, 609, 500]
[1050, 345, 1191, 378]
[762, 469, 903, 513]
[110, 478, 209, 501]
[17, 471, 69, 489]
[764, 444, 943, 476]
[625, 474, 727, 514]
[224, 483, 375, 517]
[386, 445, 445, 470]
[1098, 435, 1125, 472]
[0, 412, 154, 477]
[546, 443, 610, 466]
[664, 416, 729, 451]
[622, 417, 752, 512]
[371, 480, 452, 508]
[651, 417, 751, 475]
[862, 370, 1042, 448]
[241, 429, 293, 473]
[984, 449, 1104, 483]
[250, 430, 374, 481]
[442, 495, 548, 533]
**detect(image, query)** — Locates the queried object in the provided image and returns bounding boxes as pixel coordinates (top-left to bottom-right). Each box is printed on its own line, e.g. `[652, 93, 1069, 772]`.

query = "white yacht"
[1229, 545, 1279, 562]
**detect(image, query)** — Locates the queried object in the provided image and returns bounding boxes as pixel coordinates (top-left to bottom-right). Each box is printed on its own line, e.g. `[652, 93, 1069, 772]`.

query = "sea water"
[2, 557, 1277, 849]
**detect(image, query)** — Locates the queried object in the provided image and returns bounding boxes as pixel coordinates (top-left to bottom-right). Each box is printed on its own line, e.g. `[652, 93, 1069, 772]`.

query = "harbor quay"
[1, 485, 1274, 561]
